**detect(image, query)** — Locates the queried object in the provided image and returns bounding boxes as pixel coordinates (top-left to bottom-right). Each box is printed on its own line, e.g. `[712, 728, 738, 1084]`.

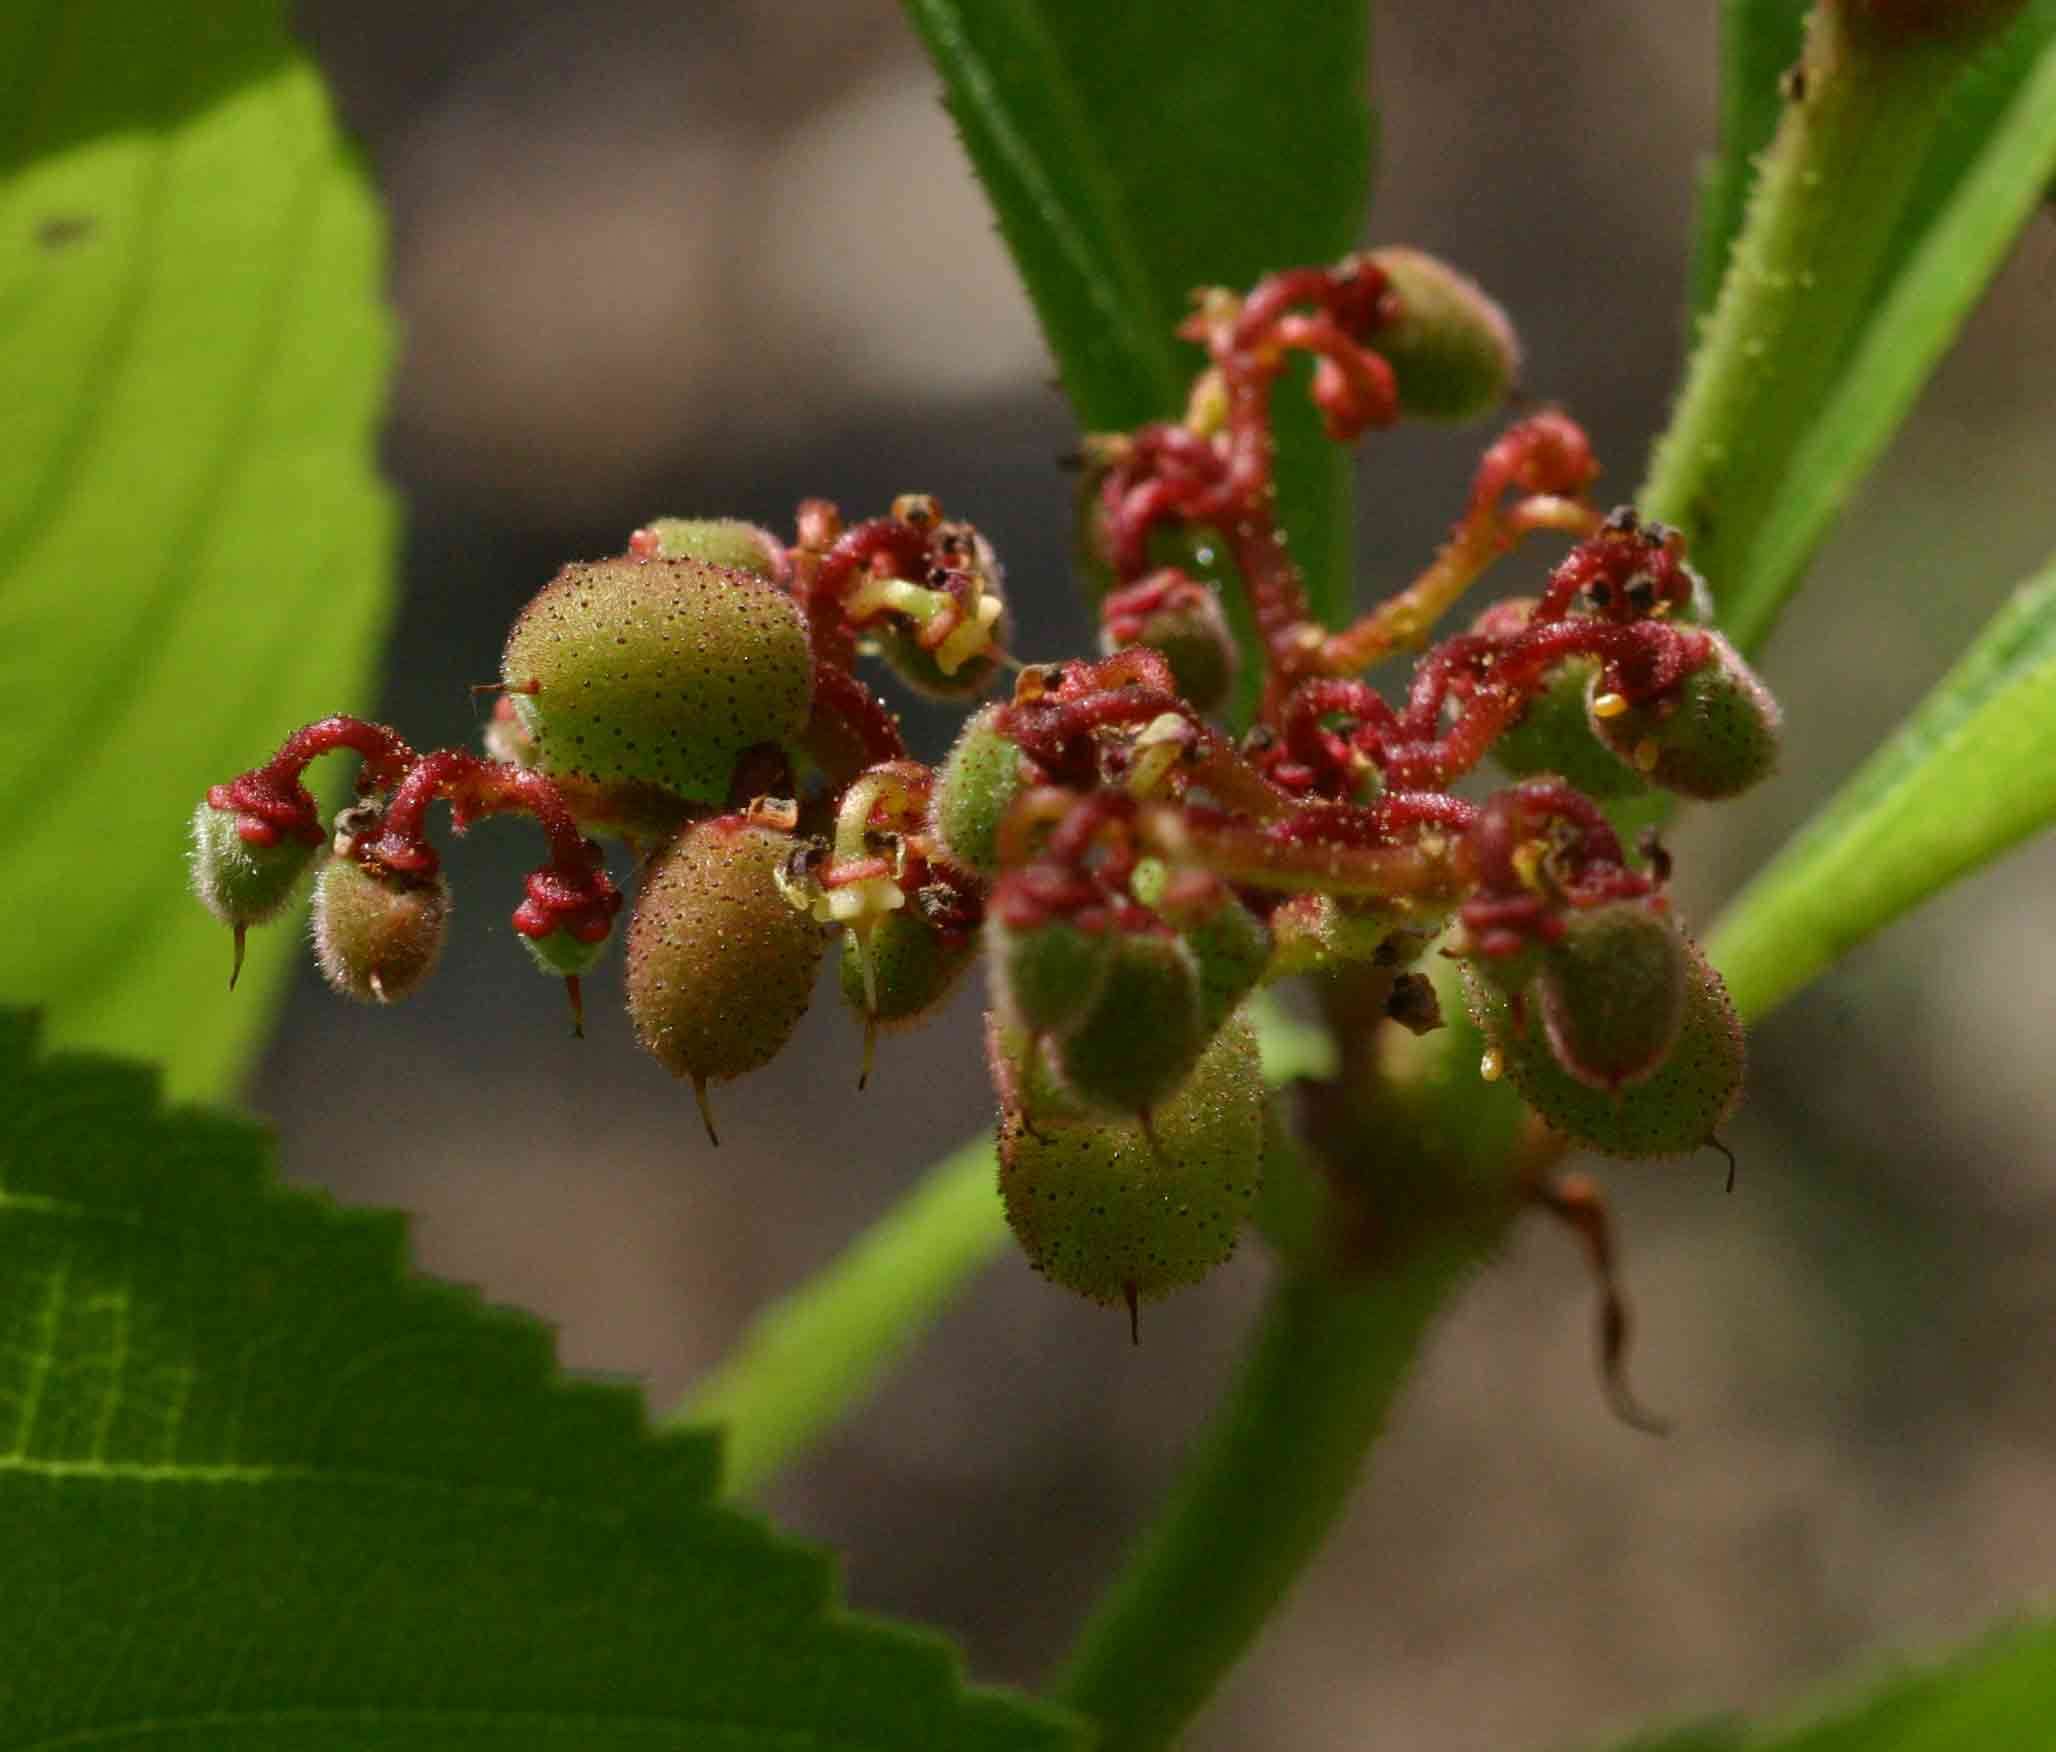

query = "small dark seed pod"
[502, 555, 812, 805]
[311, 857, 451, 1005]
[625, 816, 826, 1125]
[994, 1009, 1265, 1311]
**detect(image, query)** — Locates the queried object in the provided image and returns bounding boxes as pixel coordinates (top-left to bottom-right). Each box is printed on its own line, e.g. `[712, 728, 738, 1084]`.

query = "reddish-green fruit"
[839, 906, 977, 1027]
[311, 857, 451, 1004]
[521, 924, 611, 979]
[930, 706, 1026, 876]
[641, 517, 784, 578]
[994, 1010, 1264, 1310]
[988, 914, 1115, 1038]
[1463, 939, 1744, 1158]
[625, 816, 825, 1111]
[1101, 590, 1238, 716]
[1365, 246, 1521, 422]
[502, 556, 812, 804]
[1050, 931, 1206, 1117]
[189, 801, 321, 932]
[1589, 631, 1780, 800]
[1535, 900, 1687, 1092]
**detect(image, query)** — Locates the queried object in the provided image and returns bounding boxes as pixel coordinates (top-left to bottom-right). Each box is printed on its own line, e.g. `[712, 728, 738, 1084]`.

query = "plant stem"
[670, 1137, 1008, 1497]
[1051, 1245, 1483, 1752]
[1640, 4, 1992, 635]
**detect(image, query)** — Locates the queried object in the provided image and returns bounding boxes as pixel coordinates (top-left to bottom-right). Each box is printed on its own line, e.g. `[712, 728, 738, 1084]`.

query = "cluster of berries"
[192, 248, 1779, 1343]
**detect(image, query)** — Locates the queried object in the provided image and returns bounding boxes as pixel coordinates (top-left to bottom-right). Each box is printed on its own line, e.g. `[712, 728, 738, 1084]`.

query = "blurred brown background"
[267, 4, 2056, 1747]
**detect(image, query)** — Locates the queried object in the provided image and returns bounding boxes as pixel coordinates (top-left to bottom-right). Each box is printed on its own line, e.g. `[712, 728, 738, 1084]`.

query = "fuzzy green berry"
[1101, 586, 1238, 716]
[1364, 246, 1522, 422]
[1589, 632, 1781, 800]
[1535, 900, 1688, 1093]
[625, 814, 825, 1139]
[987, 913, 1116, 1039]
[189, 802, 321, 932]
[502, 555, 812, 805]
[639, 517, 784, 578]
[1463, 938, 1743, 1158]
[994, 1009, 1264, 1314]
[310, 857, 451, 1005]
[1493, 655, 1650, 799]
[930, 706, 1027, 876]
[1049, 930, 1207, 1118]
[839, 905, 977, 1028]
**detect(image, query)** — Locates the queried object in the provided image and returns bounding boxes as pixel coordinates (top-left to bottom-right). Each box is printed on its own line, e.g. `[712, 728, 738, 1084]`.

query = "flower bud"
[634, 517, 785, 579]
[1463, 938, 1743, 1158]
[189, 800, 322, 933]
[501, 555, 813, 805]
[1049, 930, 1207, 1118]
[1363, 246, 1522, 422]
[1588, 631, 1780, 800]
[1535, 900, 1688, 1093]
[994, 1009, 1264, 1314]
[310, 856, 451, 1005]
[624, 815, 826, 1138]
[929, 706, 1027, 876]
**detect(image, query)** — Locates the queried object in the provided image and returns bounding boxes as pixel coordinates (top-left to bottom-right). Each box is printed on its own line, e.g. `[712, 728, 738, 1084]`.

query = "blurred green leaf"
[1688, 0, 1809, 328]
[0, 1011, 1084, 1750]
[1720, 12, 2056, 652]
[1709, 552, 2056, 1020]
[901, 0, 1372, 629]
[0, 1, 397, 1100]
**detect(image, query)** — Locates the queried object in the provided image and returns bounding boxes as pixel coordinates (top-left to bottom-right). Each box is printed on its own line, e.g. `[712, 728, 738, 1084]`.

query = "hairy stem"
[670, 1138, 1008, 1497]
[1051, 1246, 1484, 1752]
[1640, 4, 1993, 633]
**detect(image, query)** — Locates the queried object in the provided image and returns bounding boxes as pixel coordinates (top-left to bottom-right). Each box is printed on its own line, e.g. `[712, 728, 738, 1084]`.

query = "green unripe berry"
[1131, 860, 1270, 1033]
[930, 706, 1027, 876]
[640, 517, 784, 578]
[502, 555, 812, 805]
[1535, 900, 1687, 1093]
[840, 905, 977, 1027]
[189, 801, 321, 932]
[1588, 632, 1781, 800]
[625, 816, 826, 1112]
[311, 857, 451, 1005]
[520, 924, 611, 979]
[1493, 655, 1650, 799]
[864, 618, 1008, 702]
[1463, 939, 1743, 1158]
[1365, 246, 1522, 422]
[995, 1010, 1264, 1311]
[1102, 591, 1238, 716]
[1050, 930, 1207, 1118]
[988, 914, 1116, 1038]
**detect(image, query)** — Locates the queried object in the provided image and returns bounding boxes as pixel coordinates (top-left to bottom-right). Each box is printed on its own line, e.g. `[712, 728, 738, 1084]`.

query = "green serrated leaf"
[1708, 553, 2056, 1021]
[901, 0, 1372, 633]
[0, 1010, 1085, 1751]
[1689, 0, 1810, 329]
[0, 2, 397, 1102]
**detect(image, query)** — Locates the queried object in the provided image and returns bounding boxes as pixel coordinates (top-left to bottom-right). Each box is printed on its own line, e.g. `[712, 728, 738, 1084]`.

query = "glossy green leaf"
[1722, 16, 2056, 651]
[1688, 0, 1809, 327]
[1709, 553, 2056, 1021]
[901, 0, 1373, 628]
[0, 1, 398, 1101]
[0, 1011, 1084, 1751]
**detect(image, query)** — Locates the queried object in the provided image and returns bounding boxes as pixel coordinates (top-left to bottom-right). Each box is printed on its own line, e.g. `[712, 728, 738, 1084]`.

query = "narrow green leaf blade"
[902, 0, 1373, 625]
[0, 2, 397, 1100]
[0, 1012, 1084, 1750]
[1720, 19, 2056, 652]
[1708, 553, 2056, 1021]
[1689, 0, 1810, 327]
